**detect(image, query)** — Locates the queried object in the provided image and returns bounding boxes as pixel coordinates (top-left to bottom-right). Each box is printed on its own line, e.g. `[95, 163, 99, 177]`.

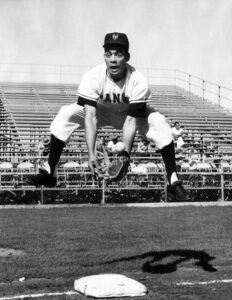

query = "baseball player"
[27, 32, 190, 201]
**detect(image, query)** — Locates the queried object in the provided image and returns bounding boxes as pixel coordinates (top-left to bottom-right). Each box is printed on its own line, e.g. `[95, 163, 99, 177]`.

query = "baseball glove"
[97, 151, 130, 182]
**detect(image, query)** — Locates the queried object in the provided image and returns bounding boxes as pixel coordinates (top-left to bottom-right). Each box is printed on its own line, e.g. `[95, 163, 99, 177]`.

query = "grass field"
[0, 205, 232, 299]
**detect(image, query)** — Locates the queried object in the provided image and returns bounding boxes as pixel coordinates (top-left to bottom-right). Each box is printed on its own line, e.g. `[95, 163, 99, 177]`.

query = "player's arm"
[124, 68, 152, 152]
[123, 98, 147, 153]
[101, 116, 136, 182]
[122, 115, 137, 154]
[76, 70, 101, 173]
[84, 104, 99, 174]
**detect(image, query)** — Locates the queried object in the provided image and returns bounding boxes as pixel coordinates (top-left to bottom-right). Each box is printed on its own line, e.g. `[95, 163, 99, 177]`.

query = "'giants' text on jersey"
[100, 92, 129, 104]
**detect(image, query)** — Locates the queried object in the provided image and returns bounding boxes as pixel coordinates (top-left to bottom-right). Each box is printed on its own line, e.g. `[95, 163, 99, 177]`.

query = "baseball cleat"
[26, 169, 57, 187]
[167, 180, 191, 202]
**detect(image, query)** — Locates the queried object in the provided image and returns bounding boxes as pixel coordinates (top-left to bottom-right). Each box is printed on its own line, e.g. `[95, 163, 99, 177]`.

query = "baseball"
[115, 142, 125, 153]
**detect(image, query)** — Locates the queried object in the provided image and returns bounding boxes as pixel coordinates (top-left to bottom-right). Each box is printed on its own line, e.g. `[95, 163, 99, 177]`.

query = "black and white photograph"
[0, 0, 232, 299]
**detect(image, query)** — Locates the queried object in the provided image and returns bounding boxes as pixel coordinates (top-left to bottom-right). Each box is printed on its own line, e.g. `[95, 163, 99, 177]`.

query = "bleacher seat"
[196, 162, 212, 172]
[180, 162, 190, 172]
[0, 162, 13, 171]
[0, 82, 232, 169]
[17, 162, 34, 172]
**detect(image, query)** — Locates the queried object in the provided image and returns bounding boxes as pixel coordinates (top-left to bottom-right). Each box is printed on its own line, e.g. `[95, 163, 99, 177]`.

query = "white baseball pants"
[50, 103, 173, 149]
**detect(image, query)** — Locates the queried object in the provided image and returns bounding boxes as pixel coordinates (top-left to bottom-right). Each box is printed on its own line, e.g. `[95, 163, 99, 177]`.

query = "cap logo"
[112, 33, 119, 40]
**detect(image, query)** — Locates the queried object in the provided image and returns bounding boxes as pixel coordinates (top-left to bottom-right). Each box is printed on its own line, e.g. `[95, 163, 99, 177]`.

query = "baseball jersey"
[77, 63, 151, 117]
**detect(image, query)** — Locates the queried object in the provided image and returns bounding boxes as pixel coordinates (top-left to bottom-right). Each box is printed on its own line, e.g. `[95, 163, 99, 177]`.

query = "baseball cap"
[103, 32, 129, 52]
[43, 136, 50, 146]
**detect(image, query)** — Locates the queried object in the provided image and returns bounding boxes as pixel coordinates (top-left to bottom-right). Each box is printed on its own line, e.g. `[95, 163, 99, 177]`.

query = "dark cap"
[103, 32, 129, 52]
[43, 136, 50, 146]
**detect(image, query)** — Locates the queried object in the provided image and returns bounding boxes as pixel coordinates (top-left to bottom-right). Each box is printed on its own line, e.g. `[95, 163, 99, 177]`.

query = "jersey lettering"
[113, 93, 120, 103]
[104, 94, 111, 102]
[100, 92, 129, 104]
[122, 93, 129, 103]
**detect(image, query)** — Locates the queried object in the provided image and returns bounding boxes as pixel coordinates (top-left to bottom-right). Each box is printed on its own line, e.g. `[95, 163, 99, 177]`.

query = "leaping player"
[26, 32, 190, 201]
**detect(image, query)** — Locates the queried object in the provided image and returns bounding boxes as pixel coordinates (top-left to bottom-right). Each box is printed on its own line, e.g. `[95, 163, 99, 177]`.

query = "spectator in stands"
[187, 147, 201, 171]
[106, 134, 119, 154]
[175, 153, 185, 172]
[36, 136, 50, 169]
[26, 32, 190, 201]
[38, 136, 50, 157]
[95, 136, 106, 154]
[137, 137, 151, 155]
[172, 121, 185, 151]
[168, 118, 174, 127]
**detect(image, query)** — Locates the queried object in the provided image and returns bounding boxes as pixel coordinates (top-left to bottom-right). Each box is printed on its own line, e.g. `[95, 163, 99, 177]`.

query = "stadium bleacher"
[1, 82, 232, 159]
[0, 81, 232, 199]
[0, 82, 232, 203]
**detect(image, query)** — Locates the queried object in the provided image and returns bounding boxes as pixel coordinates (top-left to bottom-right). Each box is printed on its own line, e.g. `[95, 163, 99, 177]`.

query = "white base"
[74, 273, 148, 298]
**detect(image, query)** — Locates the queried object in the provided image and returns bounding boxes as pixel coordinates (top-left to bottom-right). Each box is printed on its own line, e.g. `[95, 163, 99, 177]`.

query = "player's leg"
[138, 111, 190, 201]
[26, 103, 85, 187]
[48, 103, 85, 177]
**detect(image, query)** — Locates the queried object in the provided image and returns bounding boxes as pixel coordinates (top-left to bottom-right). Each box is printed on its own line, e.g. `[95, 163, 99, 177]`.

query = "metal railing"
[0, 63, 231, 112]
[0, 156, 231, 204]
[174, 70, 232, 113]
[0, 171, 231, 204]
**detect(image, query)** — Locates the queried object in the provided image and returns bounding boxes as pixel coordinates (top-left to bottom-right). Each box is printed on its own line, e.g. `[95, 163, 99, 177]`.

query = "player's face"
[104, 46, 129, 81]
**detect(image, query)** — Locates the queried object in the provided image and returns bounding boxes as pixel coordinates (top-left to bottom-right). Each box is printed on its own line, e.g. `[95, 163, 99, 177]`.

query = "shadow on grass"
[103, 249, 217, 274]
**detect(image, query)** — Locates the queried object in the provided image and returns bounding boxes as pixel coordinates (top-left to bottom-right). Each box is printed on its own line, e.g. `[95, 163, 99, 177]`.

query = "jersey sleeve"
[77, 70, 100, 107]
[127, 73, 152, 118]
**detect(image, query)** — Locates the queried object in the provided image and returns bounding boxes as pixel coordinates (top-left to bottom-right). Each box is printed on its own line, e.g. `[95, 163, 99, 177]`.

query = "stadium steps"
[0, 91, 23, 150]
[0, 82, 232, 158]
[150, 85, 232, 128]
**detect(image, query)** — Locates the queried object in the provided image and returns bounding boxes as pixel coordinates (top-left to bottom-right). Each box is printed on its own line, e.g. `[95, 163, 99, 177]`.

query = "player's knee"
[50, 105, 71, 140]
[148, 111, 164, 123]
[51, 105, 74, 129]
[57, 105, 74, 121]
[146, 112, 173, 149]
